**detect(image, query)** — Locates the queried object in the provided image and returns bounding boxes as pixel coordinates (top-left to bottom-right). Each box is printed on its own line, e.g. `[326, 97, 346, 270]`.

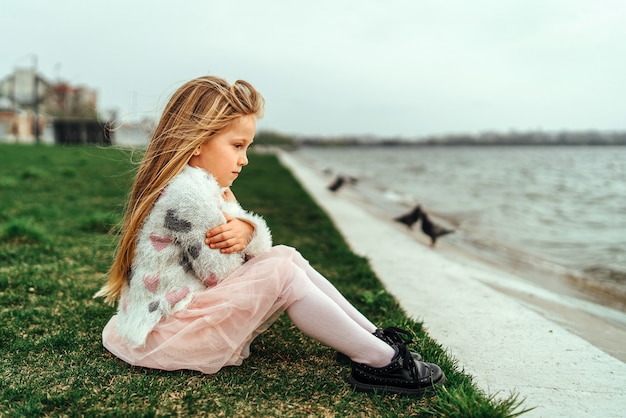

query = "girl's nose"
[240, 153, 248, 166]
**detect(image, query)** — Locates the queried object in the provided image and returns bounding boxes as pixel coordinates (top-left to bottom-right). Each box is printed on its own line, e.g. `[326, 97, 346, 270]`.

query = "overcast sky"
[2, 0, 625, 139]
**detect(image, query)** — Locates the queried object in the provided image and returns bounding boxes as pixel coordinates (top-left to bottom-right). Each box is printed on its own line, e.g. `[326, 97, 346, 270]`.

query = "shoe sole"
[347, 374, 446, 397]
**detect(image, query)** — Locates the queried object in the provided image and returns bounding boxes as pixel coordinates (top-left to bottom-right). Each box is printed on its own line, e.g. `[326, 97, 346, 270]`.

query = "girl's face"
[189, 115, 256, 187]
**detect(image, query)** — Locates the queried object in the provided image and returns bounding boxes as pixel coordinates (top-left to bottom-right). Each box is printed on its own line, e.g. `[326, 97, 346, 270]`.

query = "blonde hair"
[96, 75, 264, 304]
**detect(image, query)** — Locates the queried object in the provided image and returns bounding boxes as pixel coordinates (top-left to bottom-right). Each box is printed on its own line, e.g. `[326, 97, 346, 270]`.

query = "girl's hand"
[205, 213, 254, 254]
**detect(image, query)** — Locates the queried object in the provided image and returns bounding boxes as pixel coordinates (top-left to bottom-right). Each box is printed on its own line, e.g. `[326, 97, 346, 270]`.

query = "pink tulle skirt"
[102, 245, 311, 374]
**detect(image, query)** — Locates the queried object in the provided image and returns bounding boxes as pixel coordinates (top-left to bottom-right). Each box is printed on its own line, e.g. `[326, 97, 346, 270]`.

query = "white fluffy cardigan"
[115, 164, 272, 347]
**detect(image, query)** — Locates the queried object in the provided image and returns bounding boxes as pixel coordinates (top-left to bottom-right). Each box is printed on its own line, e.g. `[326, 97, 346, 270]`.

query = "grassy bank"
[0, 143, 527, 417]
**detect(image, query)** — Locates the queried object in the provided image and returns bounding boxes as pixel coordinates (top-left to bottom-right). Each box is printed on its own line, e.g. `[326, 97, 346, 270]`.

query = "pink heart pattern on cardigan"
[149, 232, 174, 252]
[143, 275, 160, 293]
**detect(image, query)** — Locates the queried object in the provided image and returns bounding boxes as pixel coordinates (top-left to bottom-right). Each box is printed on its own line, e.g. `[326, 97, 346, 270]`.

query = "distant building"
[0, 68, 51, 143]
[48, 82, 97, 119]
[0, 67, 106, 144]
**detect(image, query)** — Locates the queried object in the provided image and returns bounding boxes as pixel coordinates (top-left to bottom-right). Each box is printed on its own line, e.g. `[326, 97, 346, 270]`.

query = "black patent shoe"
[336, 327, 423, 364]
[348, 343, 446, 396]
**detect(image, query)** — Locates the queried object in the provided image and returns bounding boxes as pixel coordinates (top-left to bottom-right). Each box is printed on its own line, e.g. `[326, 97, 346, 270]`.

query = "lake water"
[290, 145, 626, 311]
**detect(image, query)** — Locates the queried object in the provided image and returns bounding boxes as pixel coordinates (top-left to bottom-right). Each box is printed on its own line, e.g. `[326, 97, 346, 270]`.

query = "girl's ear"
[193, 147, 201, 156]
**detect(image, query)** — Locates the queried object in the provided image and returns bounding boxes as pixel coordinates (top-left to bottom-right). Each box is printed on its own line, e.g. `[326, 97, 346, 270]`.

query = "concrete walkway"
[279, 151, 626, 418]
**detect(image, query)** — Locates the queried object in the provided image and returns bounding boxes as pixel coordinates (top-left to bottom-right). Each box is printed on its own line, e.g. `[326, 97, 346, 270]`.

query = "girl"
[96, 75, 445, 396]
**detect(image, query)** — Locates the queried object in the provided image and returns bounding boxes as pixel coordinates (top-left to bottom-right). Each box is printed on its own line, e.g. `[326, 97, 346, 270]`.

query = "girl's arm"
[206, 188, 253, 254]
[206, 213, 254, 254]
[145, 167, 243, 284]
[206, 188, 272, 256]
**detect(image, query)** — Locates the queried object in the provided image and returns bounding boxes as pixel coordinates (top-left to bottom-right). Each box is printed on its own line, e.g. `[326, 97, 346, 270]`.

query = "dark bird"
[327, 175, 345, 192]
[421, 212, 454, 247]
[394, 205, 423, 229]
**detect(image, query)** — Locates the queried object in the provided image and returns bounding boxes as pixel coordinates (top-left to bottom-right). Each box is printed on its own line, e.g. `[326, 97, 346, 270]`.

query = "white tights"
[283, 248, 396, 367]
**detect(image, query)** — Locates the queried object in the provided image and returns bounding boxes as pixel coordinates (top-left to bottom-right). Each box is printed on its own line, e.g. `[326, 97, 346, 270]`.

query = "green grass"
[0, 143, 530, 417]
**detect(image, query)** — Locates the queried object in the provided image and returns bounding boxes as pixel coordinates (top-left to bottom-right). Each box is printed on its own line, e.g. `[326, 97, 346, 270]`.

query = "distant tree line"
[296, 130, 626, 147]
[418, 130, 626, 146]
[254, 130, 296, 147]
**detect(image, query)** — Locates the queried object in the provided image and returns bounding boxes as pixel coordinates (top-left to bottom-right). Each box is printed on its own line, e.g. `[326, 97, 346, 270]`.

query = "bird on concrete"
[327, 175, 345, 192]
[421, 212, 454, 247]
[394, 205, 423, 229]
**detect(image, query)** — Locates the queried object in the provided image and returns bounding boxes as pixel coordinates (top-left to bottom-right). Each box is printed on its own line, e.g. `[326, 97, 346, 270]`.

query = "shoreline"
[373, 196, 626, 362]
[278, 149, 626, 417]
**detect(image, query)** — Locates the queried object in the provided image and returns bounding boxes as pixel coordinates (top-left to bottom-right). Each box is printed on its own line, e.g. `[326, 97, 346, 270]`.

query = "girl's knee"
[256, 246, 312, 290]
[272, 245, 299, 256]
[272, 245, 307, 265]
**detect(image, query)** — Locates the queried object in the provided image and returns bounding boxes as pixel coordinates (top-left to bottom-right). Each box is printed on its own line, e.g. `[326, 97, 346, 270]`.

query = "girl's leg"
[290, 248, 378, 333]
[284, 259, 395, 367]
